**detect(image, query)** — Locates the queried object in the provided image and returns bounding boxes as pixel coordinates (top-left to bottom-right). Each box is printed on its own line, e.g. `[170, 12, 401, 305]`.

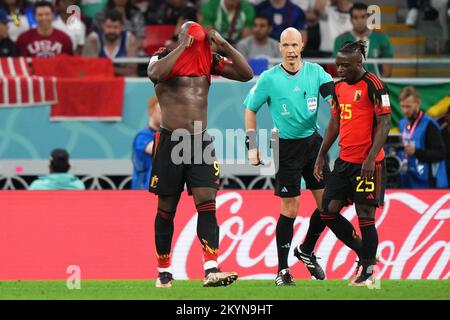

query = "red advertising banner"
[0, 190, 448, 280]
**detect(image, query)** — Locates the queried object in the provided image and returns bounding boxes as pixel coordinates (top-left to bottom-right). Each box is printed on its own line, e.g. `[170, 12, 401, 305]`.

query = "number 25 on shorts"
[340, 104, 352, 120]
[356, 176, 374, 192]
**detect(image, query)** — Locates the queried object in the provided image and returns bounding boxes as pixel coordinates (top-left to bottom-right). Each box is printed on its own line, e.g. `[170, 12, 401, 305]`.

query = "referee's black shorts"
[275, 131, 330, 198]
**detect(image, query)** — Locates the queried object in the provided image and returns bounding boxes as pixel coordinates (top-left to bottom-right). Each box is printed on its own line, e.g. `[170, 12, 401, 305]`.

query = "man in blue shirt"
[244, 27, 362, 286]
[256, 0, 307, 43]
[131, 96, 161, 190]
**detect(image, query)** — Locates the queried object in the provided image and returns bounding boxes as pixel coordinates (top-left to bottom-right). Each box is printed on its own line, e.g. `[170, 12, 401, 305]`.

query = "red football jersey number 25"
[340, 103, 352, 120]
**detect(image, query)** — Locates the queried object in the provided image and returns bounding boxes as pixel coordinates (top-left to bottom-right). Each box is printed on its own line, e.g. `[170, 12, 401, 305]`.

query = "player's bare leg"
[191, 187, 238, 287]
[155, 194, 180, 288]
[349, 204, 378, 286]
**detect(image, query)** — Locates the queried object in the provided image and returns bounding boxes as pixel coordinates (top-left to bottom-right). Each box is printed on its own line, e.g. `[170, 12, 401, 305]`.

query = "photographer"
[398, 86, 448, 189]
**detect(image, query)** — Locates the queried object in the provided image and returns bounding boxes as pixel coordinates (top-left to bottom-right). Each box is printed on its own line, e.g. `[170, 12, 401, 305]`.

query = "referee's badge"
[354, 90, 362, 101]
[307, 97, 318, 112]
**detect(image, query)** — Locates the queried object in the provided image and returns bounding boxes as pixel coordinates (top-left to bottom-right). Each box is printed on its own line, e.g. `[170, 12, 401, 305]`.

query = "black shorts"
[323, 158, 386, 208]
[148, 128, 220, 196]
[275, 131, 330, 198]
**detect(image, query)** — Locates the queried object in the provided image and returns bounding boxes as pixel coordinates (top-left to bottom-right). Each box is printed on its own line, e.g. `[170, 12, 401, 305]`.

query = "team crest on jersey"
[354, 90, 362, 101]
[150, 175, 159, 188]
[307, 97, 318, 112]
[273, 13, 283, 25]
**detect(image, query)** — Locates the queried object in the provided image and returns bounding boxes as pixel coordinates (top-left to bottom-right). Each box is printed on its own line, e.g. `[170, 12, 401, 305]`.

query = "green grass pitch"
[0, 280, 449, 300]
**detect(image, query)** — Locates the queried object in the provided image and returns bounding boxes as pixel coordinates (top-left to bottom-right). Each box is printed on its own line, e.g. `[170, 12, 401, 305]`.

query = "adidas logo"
[366, 194, 375, 200]
[281, 187, 288, 193]
[293, 86, 301, 92]
[281, 243, 291, 249]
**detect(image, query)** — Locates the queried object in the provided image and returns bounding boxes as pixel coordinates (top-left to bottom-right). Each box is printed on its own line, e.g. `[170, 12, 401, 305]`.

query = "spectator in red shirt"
[16, 1, 73, 57]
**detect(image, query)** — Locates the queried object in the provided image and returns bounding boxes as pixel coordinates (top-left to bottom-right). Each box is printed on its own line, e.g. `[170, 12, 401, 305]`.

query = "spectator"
[295, 0, 321, 57]
[333, 2, 393, 77]
[16, 1, 73, 57]
[93, 0, 145, 41]
[200, 0, 255, 45]
[256, 0, 307, 44]
[315, 0, 352, 57]
[441, 105, 450, 187]
[29, 149, 85, 190]
[405, 0, 438, 27]
[0, 8, 17, 56]
[145, 0, 198, 26]
[131, 96, 161, 190]
[145, 0, 198, 47]
[53, 0, 87, 54]
[1, 0, 35, 42]
[80, 0, 107, 21]
[236, 13, 280, 59]
[398, 86, 448, 189]
[83, 9, 138, 76]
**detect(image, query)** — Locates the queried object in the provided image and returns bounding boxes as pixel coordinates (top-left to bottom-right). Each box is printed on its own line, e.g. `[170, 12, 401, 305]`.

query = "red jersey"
[332, 72, 391, 164]
[16, 28, 73, 58]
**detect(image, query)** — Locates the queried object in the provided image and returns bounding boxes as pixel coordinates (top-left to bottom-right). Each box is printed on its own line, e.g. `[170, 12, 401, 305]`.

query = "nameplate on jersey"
[307, 97, 318, 112]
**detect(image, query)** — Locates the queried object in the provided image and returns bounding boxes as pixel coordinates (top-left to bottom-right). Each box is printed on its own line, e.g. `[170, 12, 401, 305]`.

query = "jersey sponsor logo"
[381, 94, 390, 107]
[307, 97, 317, 112]
[354, 90, 362, 102]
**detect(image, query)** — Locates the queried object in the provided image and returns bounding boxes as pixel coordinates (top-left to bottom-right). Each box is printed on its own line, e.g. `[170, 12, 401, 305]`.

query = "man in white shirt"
[53, 0, 86, 54]
[315, 0, 353, 56]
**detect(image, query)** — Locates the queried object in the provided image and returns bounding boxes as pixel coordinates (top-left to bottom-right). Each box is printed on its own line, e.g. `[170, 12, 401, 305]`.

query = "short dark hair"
[339, 40, 367, 60]
[50, 149, 70, 173]
[350, 2, 368, 17]
[254, 13, 272, 26]
[33, 1, 54, 14]
[104, 9, 123, 24]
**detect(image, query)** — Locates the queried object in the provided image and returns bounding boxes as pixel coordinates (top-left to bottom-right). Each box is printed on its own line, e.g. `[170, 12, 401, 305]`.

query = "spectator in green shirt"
[29, 149, 85, 191]
[200, 0, 255, 45]
[333, 2, 393, 77]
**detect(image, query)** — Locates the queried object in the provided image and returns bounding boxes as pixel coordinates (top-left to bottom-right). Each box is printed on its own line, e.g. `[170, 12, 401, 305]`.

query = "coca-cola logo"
[172, 191, 450, 280]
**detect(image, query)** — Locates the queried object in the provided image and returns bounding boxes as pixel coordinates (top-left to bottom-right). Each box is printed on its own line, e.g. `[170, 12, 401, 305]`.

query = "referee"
[243, 28, 361, 286]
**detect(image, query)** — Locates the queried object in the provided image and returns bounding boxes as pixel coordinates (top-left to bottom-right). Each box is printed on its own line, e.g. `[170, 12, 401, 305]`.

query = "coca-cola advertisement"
[0, 190, 448, 280]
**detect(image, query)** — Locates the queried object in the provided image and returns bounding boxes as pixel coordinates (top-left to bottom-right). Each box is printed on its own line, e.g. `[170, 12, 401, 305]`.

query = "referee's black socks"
[276, 214, 295, 272]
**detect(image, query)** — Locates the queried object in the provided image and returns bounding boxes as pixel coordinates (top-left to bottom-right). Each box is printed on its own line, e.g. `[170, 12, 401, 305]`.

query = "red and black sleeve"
[365, 73, 391, 115]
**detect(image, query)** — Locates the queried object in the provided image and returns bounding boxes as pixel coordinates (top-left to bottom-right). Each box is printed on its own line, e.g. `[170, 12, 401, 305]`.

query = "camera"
[384, 134, 403, 188]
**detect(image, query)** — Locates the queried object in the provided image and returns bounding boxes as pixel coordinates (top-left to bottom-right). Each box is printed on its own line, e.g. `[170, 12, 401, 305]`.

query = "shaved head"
[279, 28, 304, 71]
[280, 27, 303, 44]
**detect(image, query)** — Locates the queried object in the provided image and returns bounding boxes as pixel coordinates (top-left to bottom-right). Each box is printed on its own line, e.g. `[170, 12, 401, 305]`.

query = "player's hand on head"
[314, 156, 325, 181]
[248, 148, 262, 166]
[207, 30, 227, 47]
[181, 33, 194, 48]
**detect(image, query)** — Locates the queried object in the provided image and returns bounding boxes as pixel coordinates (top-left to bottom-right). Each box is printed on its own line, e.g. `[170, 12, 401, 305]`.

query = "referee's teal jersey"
[244, 62, 334, 139]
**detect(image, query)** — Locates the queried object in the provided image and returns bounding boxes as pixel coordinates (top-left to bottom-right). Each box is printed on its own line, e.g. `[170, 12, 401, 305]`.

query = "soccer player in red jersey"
[314, 40, 391, 286]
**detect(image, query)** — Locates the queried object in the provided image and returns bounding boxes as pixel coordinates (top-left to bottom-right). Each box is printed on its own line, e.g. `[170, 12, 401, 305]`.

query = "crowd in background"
[0, 0, 405, 77]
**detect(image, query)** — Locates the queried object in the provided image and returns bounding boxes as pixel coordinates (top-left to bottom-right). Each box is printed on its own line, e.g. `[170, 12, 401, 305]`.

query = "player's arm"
[208, 30, 253, 82]
[361, 79, 392, 179]
[314, 92, 341, 181]
[243, 74, 269, 166]
[147, 33, 194, 83]
[314, 112, 340, 181]
[361, 113, 391, 179]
